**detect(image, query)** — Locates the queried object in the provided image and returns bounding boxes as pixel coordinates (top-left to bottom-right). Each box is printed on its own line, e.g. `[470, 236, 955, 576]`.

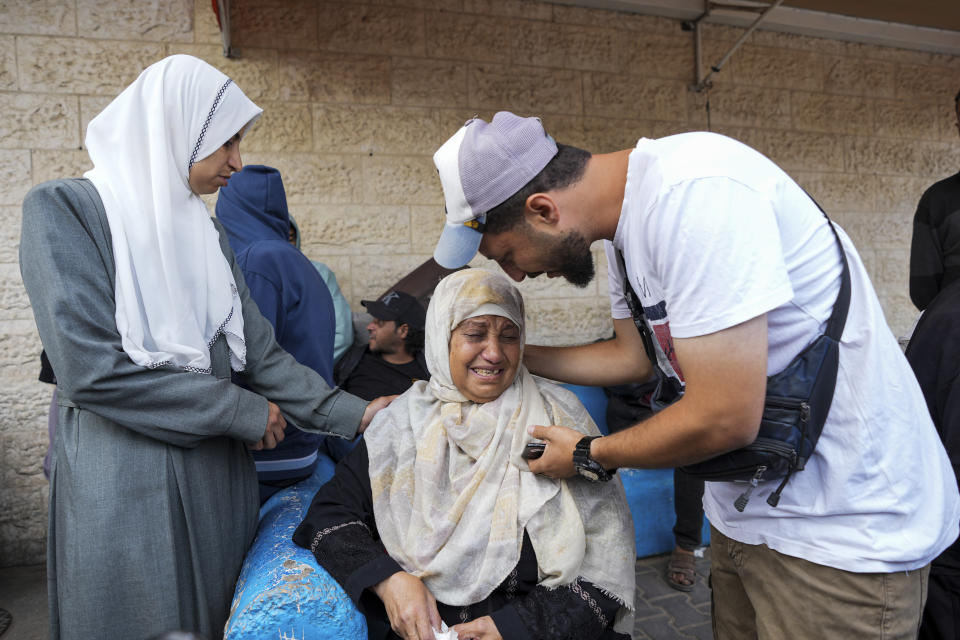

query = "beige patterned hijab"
[365, 269, 635, 633]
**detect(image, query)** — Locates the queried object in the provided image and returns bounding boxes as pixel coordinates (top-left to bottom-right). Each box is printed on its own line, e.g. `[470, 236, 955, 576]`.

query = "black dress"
[293, 441, 630, 640]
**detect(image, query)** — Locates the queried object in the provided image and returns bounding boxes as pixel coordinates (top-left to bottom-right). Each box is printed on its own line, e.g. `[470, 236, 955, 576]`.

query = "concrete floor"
[0, 564, 47, 640]
[634, 550, 713, 639]
[0, 553, 713, 640]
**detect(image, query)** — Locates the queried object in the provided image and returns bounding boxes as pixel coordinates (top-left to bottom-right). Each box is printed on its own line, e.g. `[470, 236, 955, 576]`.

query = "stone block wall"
[0, 0, 957, 566]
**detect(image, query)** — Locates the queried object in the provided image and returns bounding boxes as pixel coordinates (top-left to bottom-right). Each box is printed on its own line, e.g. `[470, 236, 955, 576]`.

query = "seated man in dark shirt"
[335, 291, 429, 400]
[329, 291, 429, 460]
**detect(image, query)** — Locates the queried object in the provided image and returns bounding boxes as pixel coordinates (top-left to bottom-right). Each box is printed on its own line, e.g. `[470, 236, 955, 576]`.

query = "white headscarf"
[84, 54, 262, 373]
[365, 269, 635, 634]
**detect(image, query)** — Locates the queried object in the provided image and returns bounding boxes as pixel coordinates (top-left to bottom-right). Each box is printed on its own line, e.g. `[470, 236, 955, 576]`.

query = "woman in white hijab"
[294, 268, 636, 640]
[19, 55, 385, 640]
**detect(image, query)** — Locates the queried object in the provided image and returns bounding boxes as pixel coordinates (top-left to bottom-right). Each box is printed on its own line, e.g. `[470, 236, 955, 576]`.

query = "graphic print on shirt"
[630, 273, 685, 390]
[614, 247, 685, 408]
[642, 299, 684, 384]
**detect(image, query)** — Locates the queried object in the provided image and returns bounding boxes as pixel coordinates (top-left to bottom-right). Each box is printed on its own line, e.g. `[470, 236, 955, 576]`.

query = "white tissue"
[433, 621, 459, 640]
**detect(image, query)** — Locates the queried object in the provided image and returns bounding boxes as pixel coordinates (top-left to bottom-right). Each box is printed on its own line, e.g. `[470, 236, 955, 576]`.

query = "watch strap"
[573, 436, 613, 482]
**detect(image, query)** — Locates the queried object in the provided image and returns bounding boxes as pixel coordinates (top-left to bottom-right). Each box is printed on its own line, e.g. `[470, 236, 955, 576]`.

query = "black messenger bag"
[617, 201, 850, 511]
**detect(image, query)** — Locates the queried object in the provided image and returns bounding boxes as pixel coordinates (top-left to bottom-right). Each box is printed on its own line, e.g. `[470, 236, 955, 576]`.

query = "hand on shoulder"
[359, 394, 398, 433]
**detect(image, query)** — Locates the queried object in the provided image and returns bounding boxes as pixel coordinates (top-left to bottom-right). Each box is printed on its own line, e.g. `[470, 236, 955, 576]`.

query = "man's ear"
[397, 323, 409, 339]
[523, 193, 560, 231]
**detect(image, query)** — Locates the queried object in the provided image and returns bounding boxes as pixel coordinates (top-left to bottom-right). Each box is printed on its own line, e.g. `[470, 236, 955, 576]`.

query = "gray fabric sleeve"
[19, 180, 267, 447]
[19, 180, 363, 447]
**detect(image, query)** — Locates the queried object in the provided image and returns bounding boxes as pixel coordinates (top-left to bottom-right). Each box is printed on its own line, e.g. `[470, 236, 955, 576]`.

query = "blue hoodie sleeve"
[240, 242, 336, 387]
[241, 269, 284, 344]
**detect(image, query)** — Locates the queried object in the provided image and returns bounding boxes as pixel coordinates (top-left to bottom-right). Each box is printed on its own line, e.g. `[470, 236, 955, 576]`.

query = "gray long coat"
[19, 179, 368, 640]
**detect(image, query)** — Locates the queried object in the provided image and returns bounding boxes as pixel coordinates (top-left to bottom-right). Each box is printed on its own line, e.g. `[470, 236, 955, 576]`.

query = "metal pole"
[684, 0, 710, 90]
[695, 6, 704, 87]
[695, 0, 785, 91]
[218, 0, 234, 58]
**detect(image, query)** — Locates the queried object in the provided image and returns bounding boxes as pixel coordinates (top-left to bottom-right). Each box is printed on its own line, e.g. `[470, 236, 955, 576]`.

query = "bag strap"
[614, 249, 656, 363]
[808, 196, 851, 341]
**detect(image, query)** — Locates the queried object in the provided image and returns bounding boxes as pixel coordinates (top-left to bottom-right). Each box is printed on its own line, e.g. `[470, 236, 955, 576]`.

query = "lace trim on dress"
[512, 577, 618, 640]
[311, 520, 371, 554]
[505, 568, 519, 600]
[570, 580, 609, 629]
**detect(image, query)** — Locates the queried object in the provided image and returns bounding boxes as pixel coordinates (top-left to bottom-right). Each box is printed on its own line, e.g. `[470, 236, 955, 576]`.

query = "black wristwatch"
[572, 436, 614, 483]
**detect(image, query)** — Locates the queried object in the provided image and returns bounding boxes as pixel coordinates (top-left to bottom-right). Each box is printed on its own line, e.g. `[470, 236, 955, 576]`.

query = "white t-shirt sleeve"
[604, 240, 632, 320]
[650, 177, 794, 338]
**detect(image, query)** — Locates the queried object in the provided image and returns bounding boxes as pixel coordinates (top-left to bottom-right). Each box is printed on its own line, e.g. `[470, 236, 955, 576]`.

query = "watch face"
[578, 467, 601, 482]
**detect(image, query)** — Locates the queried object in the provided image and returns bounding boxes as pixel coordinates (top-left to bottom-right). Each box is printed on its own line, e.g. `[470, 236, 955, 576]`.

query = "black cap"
[361, 291, 426, 330]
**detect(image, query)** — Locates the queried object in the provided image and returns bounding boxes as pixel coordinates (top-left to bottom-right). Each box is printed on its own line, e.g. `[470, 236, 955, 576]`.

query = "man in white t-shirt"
[431, 111, 960, 638]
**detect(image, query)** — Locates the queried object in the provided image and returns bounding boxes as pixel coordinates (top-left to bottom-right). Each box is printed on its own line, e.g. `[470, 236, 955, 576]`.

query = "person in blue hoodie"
[216, 164, 341, 503]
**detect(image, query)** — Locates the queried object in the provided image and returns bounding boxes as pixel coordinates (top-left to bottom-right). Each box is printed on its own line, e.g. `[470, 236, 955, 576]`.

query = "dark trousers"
[673, 468, 705, 551]
[919, 564, 960, 640]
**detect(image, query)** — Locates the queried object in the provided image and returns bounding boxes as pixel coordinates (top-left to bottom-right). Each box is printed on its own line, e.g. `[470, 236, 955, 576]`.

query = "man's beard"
[370, 334, 400, 357]
[555, 230, 595, 288]
[368, 336, 387, 355]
